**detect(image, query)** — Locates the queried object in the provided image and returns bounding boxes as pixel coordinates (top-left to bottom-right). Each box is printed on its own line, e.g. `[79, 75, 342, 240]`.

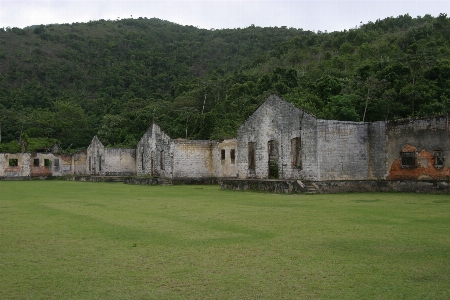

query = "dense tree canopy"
[0, 14, 449, 151]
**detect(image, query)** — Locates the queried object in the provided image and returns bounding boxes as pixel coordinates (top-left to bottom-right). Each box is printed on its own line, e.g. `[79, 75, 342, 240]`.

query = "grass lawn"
[1, 181, 449, 299]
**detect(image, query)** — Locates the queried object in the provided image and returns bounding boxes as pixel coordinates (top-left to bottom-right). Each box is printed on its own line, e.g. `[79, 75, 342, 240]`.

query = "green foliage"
[1, 14, 450, 147]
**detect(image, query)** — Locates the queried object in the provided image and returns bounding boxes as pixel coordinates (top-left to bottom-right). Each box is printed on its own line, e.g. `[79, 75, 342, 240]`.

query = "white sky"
[0, 0, 448, 32]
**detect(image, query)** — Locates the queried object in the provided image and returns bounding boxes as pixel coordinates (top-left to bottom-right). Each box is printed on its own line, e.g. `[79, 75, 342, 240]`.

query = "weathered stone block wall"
[104, 148, 136, 176]
[73, 151, 87, 175]
[368, 122, 387, 179]
[316, 120, 369, 180]
[217, 139, 238, 177]
[136, 123, 172, 177]
[386, 116, 450, 180]
[172, 140, 217, 178]
[237, 95, 319, 180]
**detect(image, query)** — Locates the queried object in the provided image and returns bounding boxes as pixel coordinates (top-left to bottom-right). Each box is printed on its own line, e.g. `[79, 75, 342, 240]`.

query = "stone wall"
[172, 139, 217, 178]
[221, 179, 450, 194]
[87, 136, 136, 176]
[316, 120, 369, 180]
[237, 95, 319, 180]
[217, 139, 238, 177]
[104, 148, 136, 176]
[0, 153, 31, 177]
[136, 123, 172, 177]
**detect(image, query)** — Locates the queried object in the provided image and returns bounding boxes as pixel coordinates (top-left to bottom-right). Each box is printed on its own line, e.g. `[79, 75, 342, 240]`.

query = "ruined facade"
[0, 151, 86, 177]
[237, 95, 449, 181]
[86, 136, 136, 176]
[1, 95, 448, 183]
[136, 123, 237, 179]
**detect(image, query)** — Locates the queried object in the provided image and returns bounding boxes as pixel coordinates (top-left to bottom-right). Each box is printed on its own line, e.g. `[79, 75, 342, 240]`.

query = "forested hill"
[1, 14, 449, 152]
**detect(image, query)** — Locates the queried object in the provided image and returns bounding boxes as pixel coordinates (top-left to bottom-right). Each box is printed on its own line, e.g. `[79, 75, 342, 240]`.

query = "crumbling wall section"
[316, 120, 369, 180]
[0, 153, 31, 177]
[386, 116, 450, 180]
[172, 139, 218, 178]
[73, 151, 87, 175]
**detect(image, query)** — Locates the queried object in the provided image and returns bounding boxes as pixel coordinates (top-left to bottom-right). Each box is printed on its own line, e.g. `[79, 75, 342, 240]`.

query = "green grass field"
[1, 181, 449, 299]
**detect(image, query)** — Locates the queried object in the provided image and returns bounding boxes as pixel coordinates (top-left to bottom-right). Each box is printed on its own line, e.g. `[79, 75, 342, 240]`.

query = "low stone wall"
[221, 179, 450, 194]
[221, 179, 304, 193]
[315, 180, 450, 194]
[172, 177, 219, 185]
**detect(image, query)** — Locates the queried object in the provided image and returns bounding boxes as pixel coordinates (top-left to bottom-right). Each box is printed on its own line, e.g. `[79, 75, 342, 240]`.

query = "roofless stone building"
[1, 95, 449, 193]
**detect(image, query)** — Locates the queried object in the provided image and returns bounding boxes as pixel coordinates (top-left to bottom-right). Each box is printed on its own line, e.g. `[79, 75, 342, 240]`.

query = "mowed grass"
[1, 181, 449, 299]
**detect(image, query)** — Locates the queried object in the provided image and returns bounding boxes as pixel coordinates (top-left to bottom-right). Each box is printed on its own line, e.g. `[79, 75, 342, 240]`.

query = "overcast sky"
[0, 0, 448, 32]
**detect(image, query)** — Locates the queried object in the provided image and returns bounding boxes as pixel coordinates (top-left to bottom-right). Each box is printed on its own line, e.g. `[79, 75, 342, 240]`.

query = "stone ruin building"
[1, 95, 449, 192]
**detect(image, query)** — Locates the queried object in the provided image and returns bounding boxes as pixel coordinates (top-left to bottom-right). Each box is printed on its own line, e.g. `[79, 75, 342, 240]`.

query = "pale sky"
[0, 0, 449, 32]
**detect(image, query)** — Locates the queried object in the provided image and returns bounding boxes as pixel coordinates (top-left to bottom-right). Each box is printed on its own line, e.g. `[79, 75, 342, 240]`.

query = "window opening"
[401, 152, 416, 168]
[434, 150, 444, 168]
[141, 152, 145, 171]
[44, 159, 51, 168]
[160, 150, 165, 170]
[98, 156, 101, 171]
[221, 149, 226, 160]
[34, 158, 39, 167]
[8, 159, 18, 167]
[268, 140, 279, 179]
[89, 157, 91, 171]
[248, 142, 256, 169]
[291, 137, 302, 169]
[230, 149, 235, 164]
[54, 159, 59, 167]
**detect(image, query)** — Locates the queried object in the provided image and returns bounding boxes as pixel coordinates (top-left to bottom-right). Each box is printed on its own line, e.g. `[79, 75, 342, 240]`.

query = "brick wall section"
[386, 116, 450, 180]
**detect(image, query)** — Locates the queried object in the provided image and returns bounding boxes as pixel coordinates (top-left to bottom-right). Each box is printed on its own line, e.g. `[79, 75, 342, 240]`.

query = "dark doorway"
[268, 140, 279, 179]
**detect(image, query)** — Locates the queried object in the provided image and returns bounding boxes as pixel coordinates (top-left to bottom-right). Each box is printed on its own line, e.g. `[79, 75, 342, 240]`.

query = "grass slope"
[1, 181, 449, 299]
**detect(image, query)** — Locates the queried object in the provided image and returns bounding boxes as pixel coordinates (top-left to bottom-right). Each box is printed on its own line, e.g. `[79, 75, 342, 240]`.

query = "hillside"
[0, 14, 449, 151]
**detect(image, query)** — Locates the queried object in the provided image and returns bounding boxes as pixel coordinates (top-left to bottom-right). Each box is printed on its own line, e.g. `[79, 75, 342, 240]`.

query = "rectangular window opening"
[44, 159, 51, 168]
[434, 150, 444, 168]
[54, 159, 60, 167]
[401, 152, 416, 168]
[8, 158, 18, 167]
[34, 158, 39, 167]
[248, 142, 256, 169]
[98, 156, 101, 171]
[221, 149, 226, 160]
[89, 157, 91, 171]
[291, 137, 302, 169]
[160, 150, 165, 170]
[230, 149, 235, 164]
